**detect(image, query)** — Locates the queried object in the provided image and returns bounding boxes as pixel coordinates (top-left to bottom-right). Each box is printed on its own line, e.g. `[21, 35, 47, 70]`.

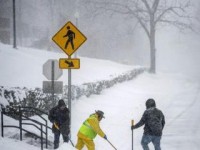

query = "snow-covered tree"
[84, 0, 194, 73]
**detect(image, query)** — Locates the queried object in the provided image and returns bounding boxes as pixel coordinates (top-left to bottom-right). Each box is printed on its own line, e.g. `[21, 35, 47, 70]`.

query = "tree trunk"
[149, 16, 156, 73]
[149, 30, 156, 73]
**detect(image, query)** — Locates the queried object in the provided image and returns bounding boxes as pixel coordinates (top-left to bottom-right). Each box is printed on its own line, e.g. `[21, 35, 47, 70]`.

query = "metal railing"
[1, 106, 51, 150]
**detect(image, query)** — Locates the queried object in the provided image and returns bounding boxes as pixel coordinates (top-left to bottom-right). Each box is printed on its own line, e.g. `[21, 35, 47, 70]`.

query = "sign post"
[51, 60, 55, 100]
[52, 21, 87, 135]
[68, 56, 72, 126]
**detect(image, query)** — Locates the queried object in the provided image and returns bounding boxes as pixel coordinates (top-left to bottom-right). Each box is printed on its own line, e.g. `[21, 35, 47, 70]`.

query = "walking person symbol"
[63, 26, 75, 50]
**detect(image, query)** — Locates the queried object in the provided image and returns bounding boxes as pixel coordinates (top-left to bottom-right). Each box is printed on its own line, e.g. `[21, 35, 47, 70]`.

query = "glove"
[131, 125, 134, 130]
[54, 122, 60, 130]
[103, 135, 107, 140]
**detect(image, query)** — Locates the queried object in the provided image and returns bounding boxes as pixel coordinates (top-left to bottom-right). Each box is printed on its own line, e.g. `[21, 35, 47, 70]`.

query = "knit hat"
[146, 98, 156, 109]
[58, 99, 66, 107]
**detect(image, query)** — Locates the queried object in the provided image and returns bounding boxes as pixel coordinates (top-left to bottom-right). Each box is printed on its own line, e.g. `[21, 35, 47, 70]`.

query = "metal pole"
[45, 120, 48, 149]
[19, 107, 22, 141]
[41, 124, 43, 150]
[12, 0, 17, 48]
[1, 110, 4, 137]
[74, 17, 78, 58]
[68, 56, 72, 136]
[51, 60, 55, 101]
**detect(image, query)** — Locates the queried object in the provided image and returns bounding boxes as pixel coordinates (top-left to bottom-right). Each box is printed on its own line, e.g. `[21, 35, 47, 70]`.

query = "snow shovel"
[131, 120, 134, 150]
[106, 139, 117, 150]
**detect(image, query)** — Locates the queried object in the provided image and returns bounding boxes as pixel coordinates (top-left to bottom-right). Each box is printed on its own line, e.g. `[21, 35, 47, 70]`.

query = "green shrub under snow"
[0, 67, 146, 114]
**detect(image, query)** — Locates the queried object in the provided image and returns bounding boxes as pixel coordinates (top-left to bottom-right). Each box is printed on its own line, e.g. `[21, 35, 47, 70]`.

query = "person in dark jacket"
[131, 98, 165, 150]
[48, 99, 70, 149]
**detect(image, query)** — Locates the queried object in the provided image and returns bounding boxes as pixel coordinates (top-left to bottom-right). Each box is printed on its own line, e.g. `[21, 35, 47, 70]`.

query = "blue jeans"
[141, 135, 161, 150]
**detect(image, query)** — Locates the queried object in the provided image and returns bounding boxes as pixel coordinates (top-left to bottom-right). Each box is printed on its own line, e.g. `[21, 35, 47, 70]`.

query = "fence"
[1, 106, 51, 150]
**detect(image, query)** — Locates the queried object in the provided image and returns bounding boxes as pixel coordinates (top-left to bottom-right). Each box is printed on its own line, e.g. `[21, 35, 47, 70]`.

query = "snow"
[0, 43, 135, 88]
[0, 43, 200, 149]
[0, 136, 41, 150]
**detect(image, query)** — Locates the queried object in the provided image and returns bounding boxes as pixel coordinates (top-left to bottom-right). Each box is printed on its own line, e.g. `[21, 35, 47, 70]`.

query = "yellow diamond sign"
[52, 21, 87, 56]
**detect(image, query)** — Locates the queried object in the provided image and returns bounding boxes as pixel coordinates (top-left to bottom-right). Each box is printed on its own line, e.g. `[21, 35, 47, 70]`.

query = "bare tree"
[85, 0, 194, 73]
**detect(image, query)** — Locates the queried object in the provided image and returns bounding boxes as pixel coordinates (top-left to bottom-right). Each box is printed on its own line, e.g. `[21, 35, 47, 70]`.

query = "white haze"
[0, 44, 200, 149]
[6, 0, 200, 80]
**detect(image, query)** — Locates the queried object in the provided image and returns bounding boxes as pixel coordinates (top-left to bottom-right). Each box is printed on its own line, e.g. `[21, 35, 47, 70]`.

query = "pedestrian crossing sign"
[52, 21, 87, 56]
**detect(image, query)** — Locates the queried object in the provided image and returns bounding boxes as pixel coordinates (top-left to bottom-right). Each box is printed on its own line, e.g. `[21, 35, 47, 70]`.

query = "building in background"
[0, 0, 12, 44]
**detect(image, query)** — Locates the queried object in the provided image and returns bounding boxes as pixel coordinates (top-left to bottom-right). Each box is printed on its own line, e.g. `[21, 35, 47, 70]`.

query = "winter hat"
[146, 98, 156, 109]
[58, 99, 66, 107]
[95, 110, 105, 118]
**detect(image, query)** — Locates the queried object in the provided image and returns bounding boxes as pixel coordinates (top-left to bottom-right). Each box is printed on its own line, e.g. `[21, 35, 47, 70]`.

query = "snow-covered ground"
[0, 43, 200, 149]
[0, 43, 136, 88]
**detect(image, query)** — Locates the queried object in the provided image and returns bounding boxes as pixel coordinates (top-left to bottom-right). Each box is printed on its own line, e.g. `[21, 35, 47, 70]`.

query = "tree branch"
[152, 0, 160, 13]
[141, 0, 152, 13]
[135, 15, 150, 38]
[85, 0, 194, 36]
[158, 19, 194, 31]
[155, 7, 173, 23]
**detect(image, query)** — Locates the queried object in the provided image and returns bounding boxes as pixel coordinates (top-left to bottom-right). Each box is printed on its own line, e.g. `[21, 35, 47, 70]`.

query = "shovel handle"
[54, 123, 59, 130]
[131, 119, 134, 150]
[131, 120, 134, 126]
[107, 139, 117, 150]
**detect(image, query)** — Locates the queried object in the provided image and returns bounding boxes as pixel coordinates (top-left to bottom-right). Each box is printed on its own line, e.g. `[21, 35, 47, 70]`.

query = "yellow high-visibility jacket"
[77, 114, 105, 140]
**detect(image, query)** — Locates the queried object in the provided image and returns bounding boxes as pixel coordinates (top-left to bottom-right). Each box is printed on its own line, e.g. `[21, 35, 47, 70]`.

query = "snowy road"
[1, 73, 200, 150]
[71, 73, 200, 150]
[163, 84, 200, 150]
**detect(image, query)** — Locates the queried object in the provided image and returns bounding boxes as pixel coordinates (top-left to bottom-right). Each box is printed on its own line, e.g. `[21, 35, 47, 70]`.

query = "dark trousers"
[141, 134, 161, 150]
[54, 130, 69, 149]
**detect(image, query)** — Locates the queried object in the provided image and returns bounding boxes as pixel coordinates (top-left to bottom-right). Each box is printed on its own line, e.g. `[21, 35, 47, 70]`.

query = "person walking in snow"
[48, 99, 70, 149]
[131, 98, 165, 150]
[75, 110, 107, 150]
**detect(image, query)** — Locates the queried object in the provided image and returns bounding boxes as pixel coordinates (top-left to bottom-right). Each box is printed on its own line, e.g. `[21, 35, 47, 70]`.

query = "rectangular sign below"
[59, 58, 80, 69]
[43, 81, 63, 94]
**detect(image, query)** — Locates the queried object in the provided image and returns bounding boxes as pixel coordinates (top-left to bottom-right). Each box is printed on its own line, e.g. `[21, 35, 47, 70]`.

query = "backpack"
[147, 108, 163, 135]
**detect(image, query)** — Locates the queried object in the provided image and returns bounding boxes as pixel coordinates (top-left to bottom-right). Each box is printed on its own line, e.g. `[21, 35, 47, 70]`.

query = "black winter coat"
[48, 106, 70, 135]
[133, 107, 165, 136]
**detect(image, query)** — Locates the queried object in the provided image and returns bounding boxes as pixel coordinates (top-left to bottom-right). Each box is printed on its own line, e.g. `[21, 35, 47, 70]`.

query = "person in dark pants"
[131, 99, 165, 150]
[48, 99, 70, 149]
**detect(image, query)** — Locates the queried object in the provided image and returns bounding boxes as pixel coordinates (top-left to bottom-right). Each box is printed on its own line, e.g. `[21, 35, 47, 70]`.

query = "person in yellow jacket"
[75, 110, 107, 150]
